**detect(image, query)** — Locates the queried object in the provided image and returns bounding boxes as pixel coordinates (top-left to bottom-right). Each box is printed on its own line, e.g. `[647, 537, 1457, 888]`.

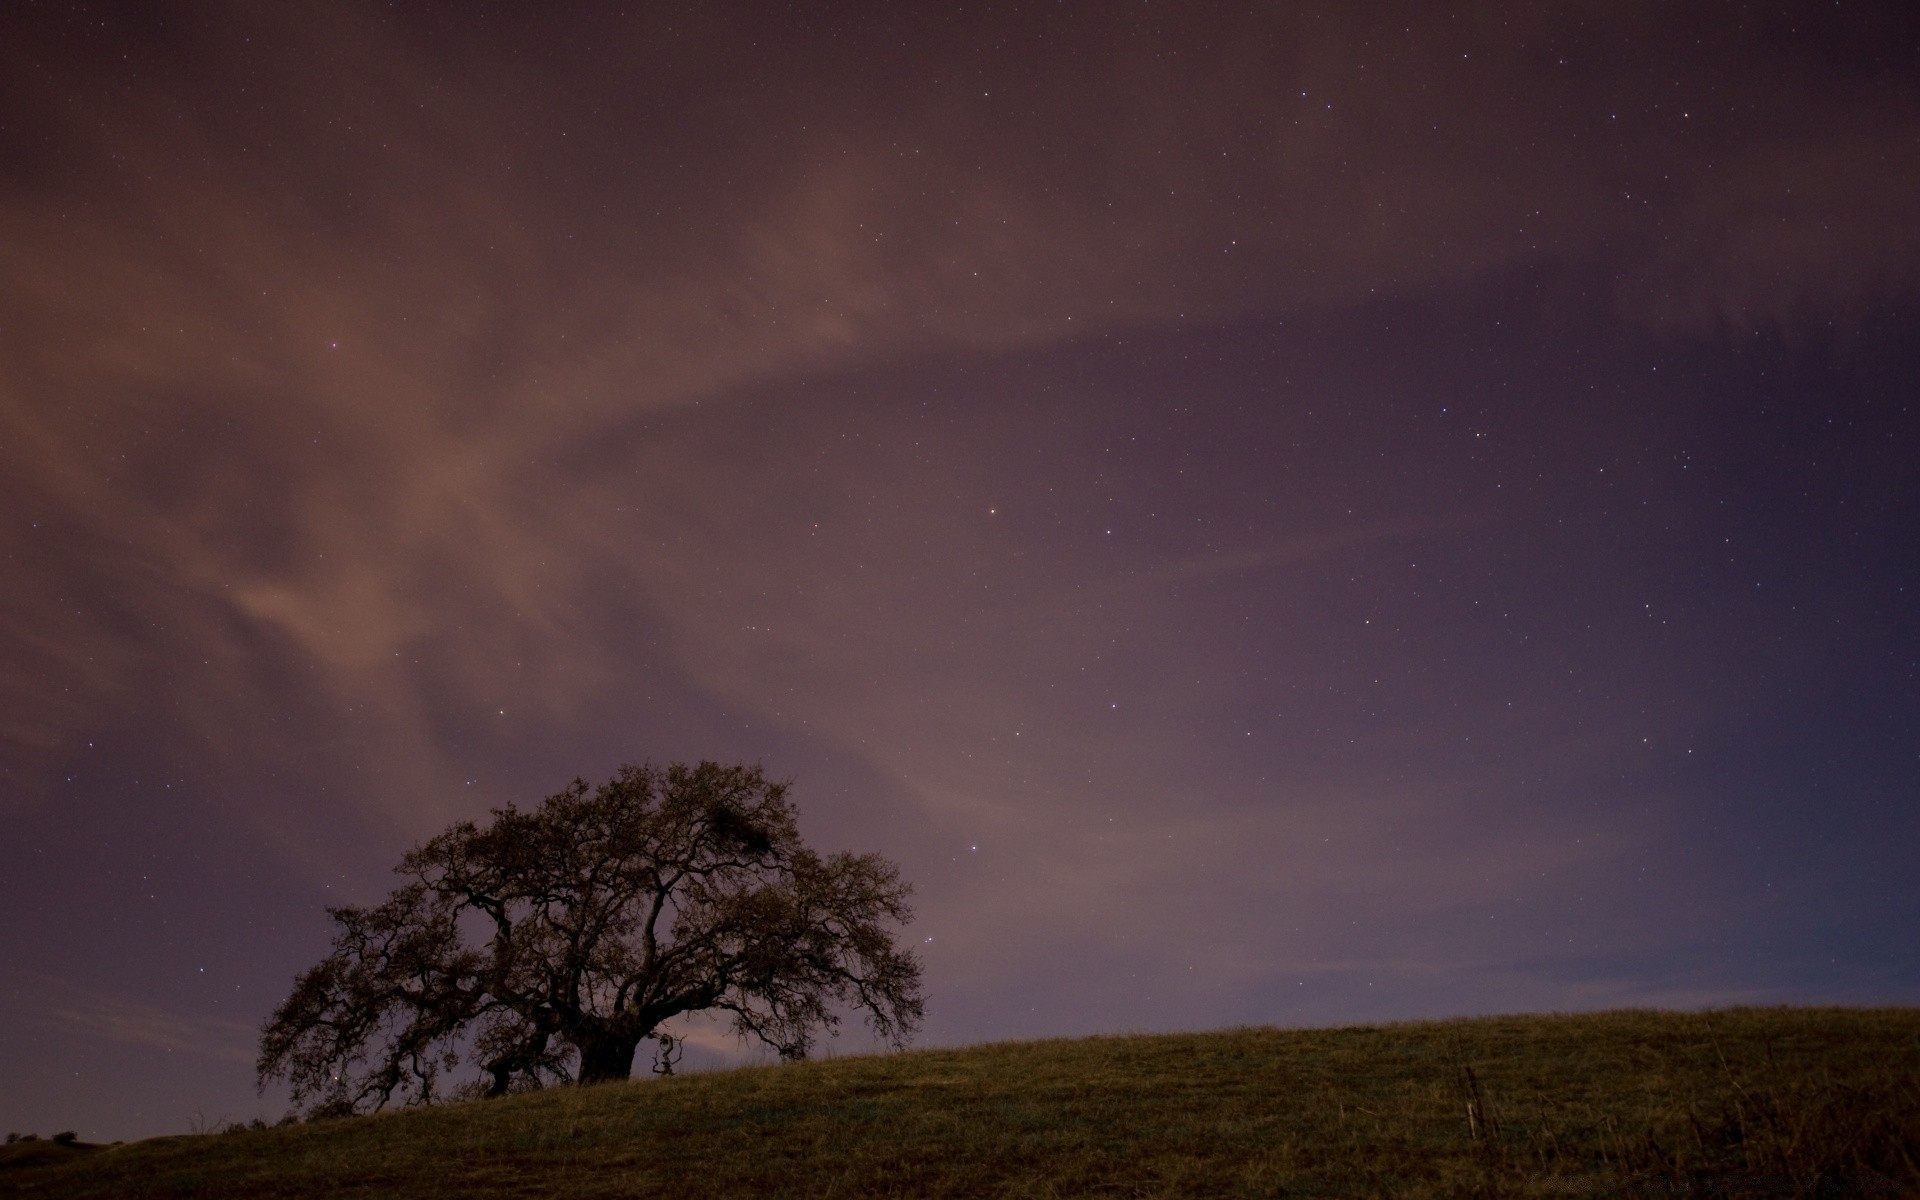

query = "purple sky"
[3, 0, 1916, 1141]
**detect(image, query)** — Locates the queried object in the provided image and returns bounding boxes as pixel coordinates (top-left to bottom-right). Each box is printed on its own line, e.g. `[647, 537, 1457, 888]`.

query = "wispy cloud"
[31, 980, 258, 1066]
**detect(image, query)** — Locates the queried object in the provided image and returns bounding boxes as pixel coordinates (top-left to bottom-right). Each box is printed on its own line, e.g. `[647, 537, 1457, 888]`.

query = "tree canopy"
[258, 762, 923, 1114]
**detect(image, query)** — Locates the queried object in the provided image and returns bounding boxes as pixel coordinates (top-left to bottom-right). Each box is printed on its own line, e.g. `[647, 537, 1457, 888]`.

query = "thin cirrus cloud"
[19, 969, 258, 1067]
[3, 0, 1912, 835]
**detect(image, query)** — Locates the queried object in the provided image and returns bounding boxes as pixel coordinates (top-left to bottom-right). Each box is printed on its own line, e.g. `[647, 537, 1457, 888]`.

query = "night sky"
[3, 1, 1917, 1141]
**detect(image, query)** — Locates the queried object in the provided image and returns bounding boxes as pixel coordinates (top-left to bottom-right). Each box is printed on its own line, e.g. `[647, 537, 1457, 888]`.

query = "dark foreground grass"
[5, 1007, 1917, 1198]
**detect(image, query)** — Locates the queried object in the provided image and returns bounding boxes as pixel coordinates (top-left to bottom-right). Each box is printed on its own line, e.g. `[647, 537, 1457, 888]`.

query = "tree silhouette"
[258, 762, 922, 1115]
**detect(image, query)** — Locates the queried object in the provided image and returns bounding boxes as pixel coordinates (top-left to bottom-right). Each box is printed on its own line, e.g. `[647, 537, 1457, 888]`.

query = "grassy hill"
[5, 1007, 1916, 1198]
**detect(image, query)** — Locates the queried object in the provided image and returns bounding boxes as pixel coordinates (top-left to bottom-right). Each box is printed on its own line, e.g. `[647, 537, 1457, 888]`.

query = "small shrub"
[304, 1099, 357, 1123]
[52, 1132, 78, 1146]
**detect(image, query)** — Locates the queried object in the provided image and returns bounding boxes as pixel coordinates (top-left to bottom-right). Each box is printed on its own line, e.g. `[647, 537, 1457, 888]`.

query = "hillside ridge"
[5, 1006, 1917, 1198]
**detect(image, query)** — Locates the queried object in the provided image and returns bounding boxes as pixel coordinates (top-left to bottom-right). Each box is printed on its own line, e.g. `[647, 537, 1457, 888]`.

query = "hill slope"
[5, 1007, 1917, 1198]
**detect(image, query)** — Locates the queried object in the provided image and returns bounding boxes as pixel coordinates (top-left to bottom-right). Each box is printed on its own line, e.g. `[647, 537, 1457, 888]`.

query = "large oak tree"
[258, 762, 922, 1115]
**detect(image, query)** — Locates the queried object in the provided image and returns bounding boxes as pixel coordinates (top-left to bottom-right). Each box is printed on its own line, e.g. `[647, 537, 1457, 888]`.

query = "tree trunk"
[575, 1033, 639, 1086]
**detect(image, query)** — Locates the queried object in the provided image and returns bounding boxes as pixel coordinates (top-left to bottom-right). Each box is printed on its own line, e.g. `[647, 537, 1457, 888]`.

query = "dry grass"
[4, 1007, 1916, 1198]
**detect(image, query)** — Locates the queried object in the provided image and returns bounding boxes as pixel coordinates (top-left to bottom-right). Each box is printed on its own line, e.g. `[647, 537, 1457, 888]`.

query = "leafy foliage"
[258, 762, 922, 1115]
